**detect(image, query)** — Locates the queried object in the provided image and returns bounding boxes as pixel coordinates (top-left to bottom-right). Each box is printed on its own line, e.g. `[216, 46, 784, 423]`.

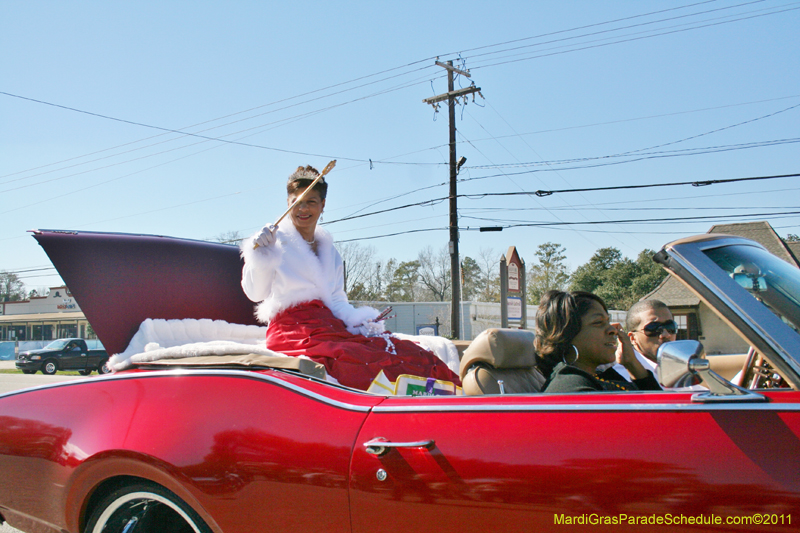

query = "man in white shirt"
[608, 299, 677, 382]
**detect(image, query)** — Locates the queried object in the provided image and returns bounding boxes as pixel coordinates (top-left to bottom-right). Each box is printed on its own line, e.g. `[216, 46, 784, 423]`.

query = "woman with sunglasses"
[240, 165, 460, 391]
[534, 290, 662, 393]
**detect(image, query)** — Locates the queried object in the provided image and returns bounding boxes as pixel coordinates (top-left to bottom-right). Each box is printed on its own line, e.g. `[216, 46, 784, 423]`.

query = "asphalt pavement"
[0, 360, 84, 395]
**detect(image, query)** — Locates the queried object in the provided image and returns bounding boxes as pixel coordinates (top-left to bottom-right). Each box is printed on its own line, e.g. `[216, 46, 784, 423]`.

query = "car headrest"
[459, 328, 536, 381]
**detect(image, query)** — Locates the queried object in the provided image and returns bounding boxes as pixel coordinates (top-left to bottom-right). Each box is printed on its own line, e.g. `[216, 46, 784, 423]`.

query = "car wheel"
[85, 482, 211, 533]
[97, 361, 111, 374]
[42, 360, 58, 375]
[78, 369, 93, 376]
[22, 370, 36, 374]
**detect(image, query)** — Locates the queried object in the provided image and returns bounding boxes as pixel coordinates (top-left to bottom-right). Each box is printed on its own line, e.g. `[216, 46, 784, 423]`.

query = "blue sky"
[2, 0, 799, 290]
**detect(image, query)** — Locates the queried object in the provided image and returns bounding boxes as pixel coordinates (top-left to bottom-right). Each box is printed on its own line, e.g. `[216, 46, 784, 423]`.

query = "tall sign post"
[422, 61, 481, 340]
[500, 246, 526, 329]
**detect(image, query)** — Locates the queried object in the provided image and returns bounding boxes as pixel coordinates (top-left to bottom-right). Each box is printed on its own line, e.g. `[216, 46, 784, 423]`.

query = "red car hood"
[33, 229, 259, 355]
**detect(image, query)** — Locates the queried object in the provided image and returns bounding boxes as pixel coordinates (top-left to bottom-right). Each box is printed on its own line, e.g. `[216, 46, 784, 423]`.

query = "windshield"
[44, 339, 70, 350]
[704, 244, 800, 333]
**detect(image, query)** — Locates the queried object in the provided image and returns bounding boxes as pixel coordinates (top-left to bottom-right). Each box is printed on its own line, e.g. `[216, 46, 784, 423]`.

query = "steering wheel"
[738, 347, 785, 389]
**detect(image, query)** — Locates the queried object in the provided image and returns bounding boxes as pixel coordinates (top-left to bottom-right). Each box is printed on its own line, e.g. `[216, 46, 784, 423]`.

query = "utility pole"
[422, 60, 481, 339]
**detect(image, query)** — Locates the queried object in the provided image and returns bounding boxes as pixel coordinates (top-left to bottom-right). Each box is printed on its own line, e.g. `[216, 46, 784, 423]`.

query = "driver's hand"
[613, 323, 648, 379]
[613, 323, 635, 365]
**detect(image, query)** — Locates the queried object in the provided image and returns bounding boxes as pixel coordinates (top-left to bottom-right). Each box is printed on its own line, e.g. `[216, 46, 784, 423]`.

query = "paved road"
[0, 361, 84, 395]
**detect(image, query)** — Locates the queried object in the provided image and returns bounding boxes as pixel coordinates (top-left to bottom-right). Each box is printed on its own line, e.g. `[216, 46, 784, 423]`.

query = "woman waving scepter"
[240, 163, 460, 390]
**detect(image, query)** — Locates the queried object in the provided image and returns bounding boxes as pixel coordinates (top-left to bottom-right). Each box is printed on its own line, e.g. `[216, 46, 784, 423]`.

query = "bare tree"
[336, 242, 379, 299]
[209, 230, 244, 245]
[417, 245, 451, 301]
[476, 247, 501, 302]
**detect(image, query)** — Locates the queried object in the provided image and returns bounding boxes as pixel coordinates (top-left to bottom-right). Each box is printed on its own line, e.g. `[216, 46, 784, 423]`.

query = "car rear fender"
[66, 452, 222, 533]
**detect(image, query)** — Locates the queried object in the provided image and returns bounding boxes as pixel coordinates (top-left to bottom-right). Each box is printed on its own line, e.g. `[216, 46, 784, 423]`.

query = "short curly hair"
[286, 165, 328, 200]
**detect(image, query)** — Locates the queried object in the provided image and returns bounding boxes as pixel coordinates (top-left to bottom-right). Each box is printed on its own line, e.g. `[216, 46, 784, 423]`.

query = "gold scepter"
[254, 160, 336, 249]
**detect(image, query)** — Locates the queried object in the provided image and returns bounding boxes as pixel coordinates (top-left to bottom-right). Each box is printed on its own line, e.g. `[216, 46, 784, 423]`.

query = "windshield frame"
[655, 235, 800, 389]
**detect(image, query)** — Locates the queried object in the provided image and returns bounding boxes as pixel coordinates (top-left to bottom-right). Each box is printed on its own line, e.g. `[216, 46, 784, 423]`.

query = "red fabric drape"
[266, 300, 460, 390]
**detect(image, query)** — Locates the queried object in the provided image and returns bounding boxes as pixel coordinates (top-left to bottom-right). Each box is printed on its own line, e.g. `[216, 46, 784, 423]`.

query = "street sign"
[507, 296, 522, 321]
[500, 246, 526, 328]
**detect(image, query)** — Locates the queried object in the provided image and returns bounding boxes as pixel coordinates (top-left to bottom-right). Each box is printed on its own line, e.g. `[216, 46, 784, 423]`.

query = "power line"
[3, 2, 794, 197]
[0, 61, 444, 183]
[331, 211, 800, 243]
[324, 172, 800, 224]
[336, 227, 448, 243]
[0, 70, 447, 194]
[466, 3, 800, 70]
[438, 0, 724, 59]
[362, 93, 800, 167]
[4, 1, 782, 187]
[461, 203, 800, 213]
[480, 172, 800, 198]
[463, 210, 800, 230]
[465, 1, 776, 68]
[457, 138, 800, 182]
[466, 103, 800, 170]
[2, 267, 58, 275]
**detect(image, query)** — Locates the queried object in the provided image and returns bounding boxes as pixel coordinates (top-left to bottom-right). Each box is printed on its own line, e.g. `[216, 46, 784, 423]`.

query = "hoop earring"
[562, 345, 580, 365]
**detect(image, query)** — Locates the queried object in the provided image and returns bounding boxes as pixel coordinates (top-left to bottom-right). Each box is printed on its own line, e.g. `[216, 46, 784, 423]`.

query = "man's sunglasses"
[639, 320, 678, 337]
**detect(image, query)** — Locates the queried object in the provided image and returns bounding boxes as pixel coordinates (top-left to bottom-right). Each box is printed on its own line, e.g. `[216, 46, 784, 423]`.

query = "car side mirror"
[657, 340, 767, 403]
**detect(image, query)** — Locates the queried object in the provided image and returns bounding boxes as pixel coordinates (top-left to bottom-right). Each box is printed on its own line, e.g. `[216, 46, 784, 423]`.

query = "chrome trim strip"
[4, 369, 797, 415]
[372, 401, 800, 413]
[0, 369, 372, 413]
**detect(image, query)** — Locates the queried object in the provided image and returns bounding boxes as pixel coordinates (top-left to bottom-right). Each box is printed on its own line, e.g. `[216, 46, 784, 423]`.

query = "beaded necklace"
[592, 373, 630, 391]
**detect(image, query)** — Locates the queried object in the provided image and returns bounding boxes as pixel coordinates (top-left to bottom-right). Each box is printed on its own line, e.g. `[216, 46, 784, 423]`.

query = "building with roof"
[0, 286, 92, 341]
[644, 221, 800, 354]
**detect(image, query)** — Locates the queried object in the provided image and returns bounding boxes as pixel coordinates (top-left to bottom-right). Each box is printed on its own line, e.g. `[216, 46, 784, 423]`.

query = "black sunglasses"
[639, 320, 678, 337]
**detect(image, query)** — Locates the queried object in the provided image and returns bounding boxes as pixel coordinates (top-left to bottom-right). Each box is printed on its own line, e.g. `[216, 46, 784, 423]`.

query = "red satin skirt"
[266, 300, 460, 390]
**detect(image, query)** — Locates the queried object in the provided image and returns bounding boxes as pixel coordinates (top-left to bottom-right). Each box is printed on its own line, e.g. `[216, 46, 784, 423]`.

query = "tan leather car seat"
[459, 328, 546, 395]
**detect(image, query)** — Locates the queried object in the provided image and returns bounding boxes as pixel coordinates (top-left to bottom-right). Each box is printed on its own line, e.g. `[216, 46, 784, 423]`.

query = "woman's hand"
[254, 225, 277, 248]
[348, 320, 386, 338]
[613, 323, 649, 379]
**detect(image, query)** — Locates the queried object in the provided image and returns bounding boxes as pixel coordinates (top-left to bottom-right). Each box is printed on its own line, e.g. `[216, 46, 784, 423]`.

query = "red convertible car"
[0, 229, 799, 533]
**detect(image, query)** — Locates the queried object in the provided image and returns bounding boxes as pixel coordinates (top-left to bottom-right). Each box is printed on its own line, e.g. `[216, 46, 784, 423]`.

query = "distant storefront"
[0, 286, 93, 341]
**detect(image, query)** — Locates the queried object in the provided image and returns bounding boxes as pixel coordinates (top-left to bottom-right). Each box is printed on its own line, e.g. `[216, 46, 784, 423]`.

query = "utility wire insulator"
[423, 86, 482, 106]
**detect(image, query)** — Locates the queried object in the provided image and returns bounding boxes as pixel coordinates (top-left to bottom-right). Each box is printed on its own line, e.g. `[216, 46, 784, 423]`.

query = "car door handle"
[363, 437, 435, 456]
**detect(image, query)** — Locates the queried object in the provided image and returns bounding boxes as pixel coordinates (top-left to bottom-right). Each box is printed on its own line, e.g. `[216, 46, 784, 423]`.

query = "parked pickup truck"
[15, 338, 109, 375]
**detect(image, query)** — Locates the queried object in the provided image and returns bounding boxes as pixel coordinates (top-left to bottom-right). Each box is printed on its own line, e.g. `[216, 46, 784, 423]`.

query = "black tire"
[85, 481, 211, 533]
[22, 369, 36, 374]
[42, 359, 58, 375]
[97, 360, 111, 374]
[78, 369, 93, 376]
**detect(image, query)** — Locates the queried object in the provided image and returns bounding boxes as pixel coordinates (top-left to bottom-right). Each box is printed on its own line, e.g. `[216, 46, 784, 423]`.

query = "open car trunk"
[33, 229, 259, 356]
